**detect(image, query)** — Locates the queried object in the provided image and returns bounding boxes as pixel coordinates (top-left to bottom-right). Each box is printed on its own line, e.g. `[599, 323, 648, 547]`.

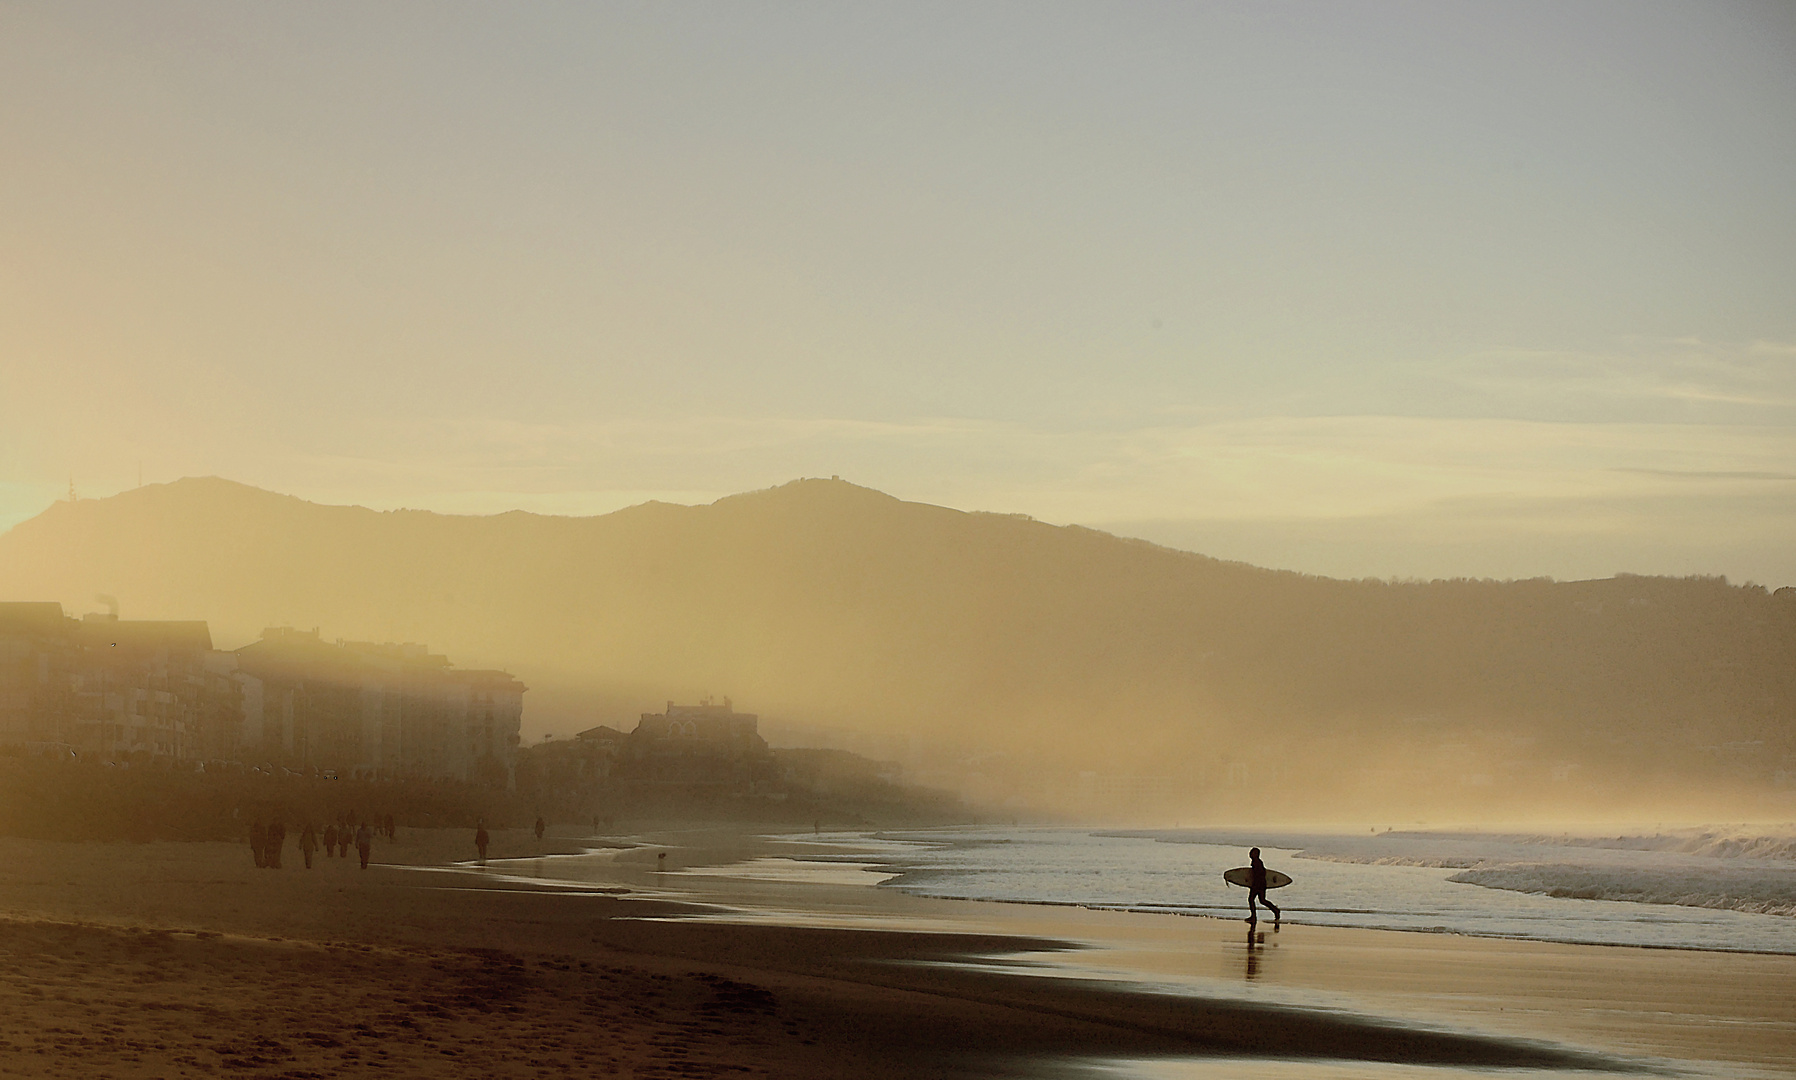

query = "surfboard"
[1223, 866, 1292, 889]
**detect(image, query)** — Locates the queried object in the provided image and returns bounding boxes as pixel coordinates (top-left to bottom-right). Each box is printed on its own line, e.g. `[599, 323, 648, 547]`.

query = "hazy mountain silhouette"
[2, 477, 1791, 810]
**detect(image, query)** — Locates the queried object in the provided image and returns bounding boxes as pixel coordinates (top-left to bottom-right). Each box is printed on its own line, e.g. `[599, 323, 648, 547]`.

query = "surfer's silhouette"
[1247, 847, 1280, 927]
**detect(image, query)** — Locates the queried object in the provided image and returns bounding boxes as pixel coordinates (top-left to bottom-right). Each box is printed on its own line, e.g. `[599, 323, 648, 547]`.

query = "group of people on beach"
[249, 812, 396, 871]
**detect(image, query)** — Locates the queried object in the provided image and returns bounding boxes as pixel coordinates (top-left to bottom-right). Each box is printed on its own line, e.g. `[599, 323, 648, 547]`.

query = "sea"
[776, 825, 1796, 954]
[464, 823, 1796, 1078]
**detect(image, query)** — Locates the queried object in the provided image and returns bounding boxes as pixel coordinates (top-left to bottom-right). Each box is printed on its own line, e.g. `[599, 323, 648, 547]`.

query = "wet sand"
[513, 829, 1796, 1077]
[0, 828, 1788, 1078]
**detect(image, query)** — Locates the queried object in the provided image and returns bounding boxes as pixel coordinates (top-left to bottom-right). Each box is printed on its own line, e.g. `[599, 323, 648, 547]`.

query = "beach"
[0, 828, 1791, 1079]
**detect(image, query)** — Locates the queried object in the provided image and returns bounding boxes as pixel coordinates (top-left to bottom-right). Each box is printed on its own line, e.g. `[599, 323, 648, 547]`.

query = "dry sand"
[0, 827, 1787, 1078]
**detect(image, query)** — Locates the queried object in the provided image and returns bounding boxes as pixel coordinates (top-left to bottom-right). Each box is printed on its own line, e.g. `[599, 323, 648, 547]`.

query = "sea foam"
[1445, 863, 1796, 917]
[1280, 828, 1796, 918]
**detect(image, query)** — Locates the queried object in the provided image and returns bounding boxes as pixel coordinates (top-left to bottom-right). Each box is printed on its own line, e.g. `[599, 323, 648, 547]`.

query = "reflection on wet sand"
[1242, 923, 1277, 981]
[583, 830, 1795, 1080]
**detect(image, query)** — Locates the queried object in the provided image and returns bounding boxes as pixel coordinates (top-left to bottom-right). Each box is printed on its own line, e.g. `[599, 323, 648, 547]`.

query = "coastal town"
[0, 600, 956, 841]
[0, 600, 527, 784]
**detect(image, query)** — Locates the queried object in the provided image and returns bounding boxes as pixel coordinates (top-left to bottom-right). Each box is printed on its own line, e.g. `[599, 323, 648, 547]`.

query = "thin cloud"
[1440, 339, 1796, 417]
[1610, 468, 1796, 482]
[268, 412, 1796, 525]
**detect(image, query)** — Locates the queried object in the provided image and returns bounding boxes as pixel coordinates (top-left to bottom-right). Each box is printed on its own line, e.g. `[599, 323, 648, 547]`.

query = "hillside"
[2, 477, 1793, 816]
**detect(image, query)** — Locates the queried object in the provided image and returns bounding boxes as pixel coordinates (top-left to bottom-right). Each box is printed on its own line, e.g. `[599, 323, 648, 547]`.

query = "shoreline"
[0, 829, 1790, 1078]
[862, 888, 1796, 957]
[469, 828, 1796, 957]
[848, 825, 1796, 956]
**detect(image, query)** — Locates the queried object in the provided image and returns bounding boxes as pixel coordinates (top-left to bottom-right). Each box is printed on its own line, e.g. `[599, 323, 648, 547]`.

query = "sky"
[3, 1, 1794, 585]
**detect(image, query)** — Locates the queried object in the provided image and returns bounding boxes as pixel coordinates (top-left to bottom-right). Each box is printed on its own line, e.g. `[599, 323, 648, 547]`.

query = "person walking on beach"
[355, 822, 373, 870]
[1246, 847, 1280, 926]
[475, 820, 490, 864]
[299, 822, 319, 869]
[266, 821, 286, 869]
[534, 815, 546, 842]
[322, 822, 338, 858]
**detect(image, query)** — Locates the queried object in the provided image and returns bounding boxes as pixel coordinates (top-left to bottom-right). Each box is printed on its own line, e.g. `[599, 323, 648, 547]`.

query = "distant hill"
[3, 477, 1792, 816]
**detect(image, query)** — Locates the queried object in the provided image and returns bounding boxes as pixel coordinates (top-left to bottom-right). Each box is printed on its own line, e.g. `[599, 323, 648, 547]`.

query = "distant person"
[267, 821, 286, 869]
[657, 852, 667, 872]
[534, 816, 546, 842]
[322, 822, 338, 858]
[250, 822, 267, 868]
[475, 820, 490, 864]
[355, 823, 373, 870]
[384, 813, 396, 840]
[1246, 847, 1279, 926]
[338, 817, 352, 858]
[299, 822, 319, 869]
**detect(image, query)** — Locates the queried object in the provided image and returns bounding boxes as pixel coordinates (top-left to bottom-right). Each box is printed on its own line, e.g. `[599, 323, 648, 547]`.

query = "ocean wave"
[1117, 825, 1796, 866]
[1510, 828, 1796, 862]
[1448, 864, 1796, 918]
[1377, 826, 1796, 862]
[852, 828, 1796, 952]
[1295, 851, 1486, 869]
[1222, 826, 1796, 873]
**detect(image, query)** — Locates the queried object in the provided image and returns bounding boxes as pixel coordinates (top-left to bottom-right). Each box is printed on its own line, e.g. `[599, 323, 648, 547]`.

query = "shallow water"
[808, 826, 1796, 954]
[1069, 1059, 1678, 1080]
[455, 828, 1796, 1079]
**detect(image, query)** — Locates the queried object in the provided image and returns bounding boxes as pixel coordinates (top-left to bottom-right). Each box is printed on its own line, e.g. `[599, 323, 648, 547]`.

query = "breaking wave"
[1277, 827, 1796, 918]
[852, 827, 1796, 952]
[1500, 828, 1796, 862]
[1447, 864, 1796, 918]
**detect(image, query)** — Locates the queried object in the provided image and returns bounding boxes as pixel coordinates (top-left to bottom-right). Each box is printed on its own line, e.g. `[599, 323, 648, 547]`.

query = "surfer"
[1247, 847, 1280, 926]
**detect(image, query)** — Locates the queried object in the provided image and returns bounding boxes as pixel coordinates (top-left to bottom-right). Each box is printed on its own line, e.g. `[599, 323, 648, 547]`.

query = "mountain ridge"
[3, 476, 1791, 811]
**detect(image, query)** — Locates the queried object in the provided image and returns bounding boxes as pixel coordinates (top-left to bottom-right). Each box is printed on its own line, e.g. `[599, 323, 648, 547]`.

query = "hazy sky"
[4, 1, 1793, 584]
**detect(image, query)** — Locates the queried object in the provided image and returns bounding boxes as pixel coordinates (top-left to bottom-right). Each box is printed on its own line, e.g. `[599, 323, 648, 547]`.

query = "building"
[0, 602, 525, 784]
[73, 612, 215, 760]
[573, 724, 628, 757]
[0, 602, 238, 761]
[622, 697, 771, 784]
[0, 602, 82, 751]
[233, 628, 525, 785]
[235, 628, 389, 770]
[449, 669, 528, 786]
